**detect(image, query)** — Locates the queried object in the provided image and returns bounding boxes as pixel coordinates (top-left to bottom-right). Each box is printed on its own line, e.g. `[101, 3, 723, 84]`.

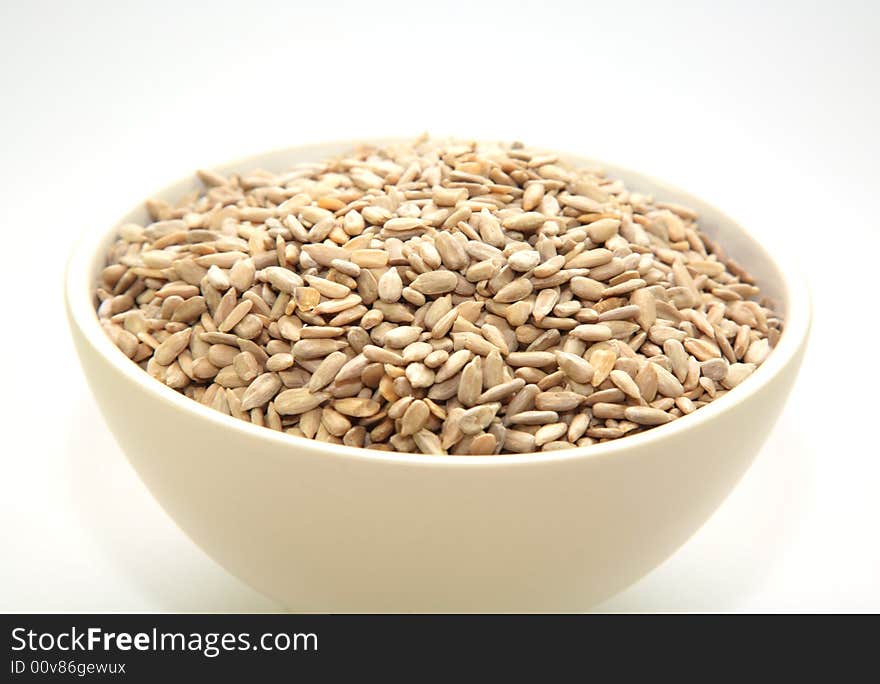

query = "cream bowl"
[66, 140, 810, 611]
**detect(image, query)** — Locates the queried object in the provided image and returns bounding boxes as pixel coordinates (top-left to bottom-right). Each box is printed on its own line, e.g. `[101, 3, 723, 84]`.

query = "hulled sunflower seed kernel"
[97, 136, 781, 454]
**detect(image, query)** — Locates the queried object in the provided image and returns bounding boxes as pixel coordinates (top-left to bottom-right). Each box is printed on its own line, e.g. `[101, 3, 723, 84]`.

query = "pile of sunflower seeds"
[96, 136, 782, 455]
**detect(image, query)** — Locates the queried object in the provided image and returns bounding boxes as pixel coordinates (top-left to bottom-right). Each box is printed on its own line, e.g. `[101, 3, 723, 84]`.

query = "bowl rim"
[65, 137, 811, 468]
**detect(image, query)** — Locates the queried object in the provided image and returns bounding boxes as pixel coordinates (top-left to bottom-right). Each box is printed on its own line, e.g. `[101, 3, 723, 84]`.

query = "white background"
[1, 0, 878, 612]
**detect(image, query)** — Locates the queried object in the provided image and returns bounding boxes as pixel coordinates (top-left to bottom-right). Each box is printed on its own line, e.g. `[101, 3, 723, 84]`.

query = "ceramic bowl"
[66, 140, 810, 611]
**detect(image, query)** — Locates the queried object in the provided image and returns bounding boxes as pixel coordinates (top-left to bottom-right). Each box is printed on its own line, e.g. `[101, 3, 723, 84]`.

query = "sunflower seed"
[721, 362, 756, 389]
[459, 403, 501, 435]
[308, 351, 349, 391]
[609, 370, 641, 400]
[99, 137, 780, 454]
[241, 373, 283, 411]
[624, 406, 674, 425]
[292, 338, 346, 359]
[333, 397, 381, 417]
[411, 270, 458, 295]
[551, 351, 591, 384]
[275, 387, 329, 415]
[654, 365, 685, 397]
[572, 324, 613, 342]
[401, 399, 430, 435]
[378, 267, 403, 303]
[589, 349, 617, 387]
[503, 430, 537, 453]
[384, 326, 422, 348]
[154, 328, 192, 365]
[233, 351, 260, 383]
[413, 429, 445, 455]
[534, 391, 584, 411]
[508, 410, 558, 425]
[494, 278, 534, 303]
[507, 351, 556, 367]
[458, 357, 483, 407]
